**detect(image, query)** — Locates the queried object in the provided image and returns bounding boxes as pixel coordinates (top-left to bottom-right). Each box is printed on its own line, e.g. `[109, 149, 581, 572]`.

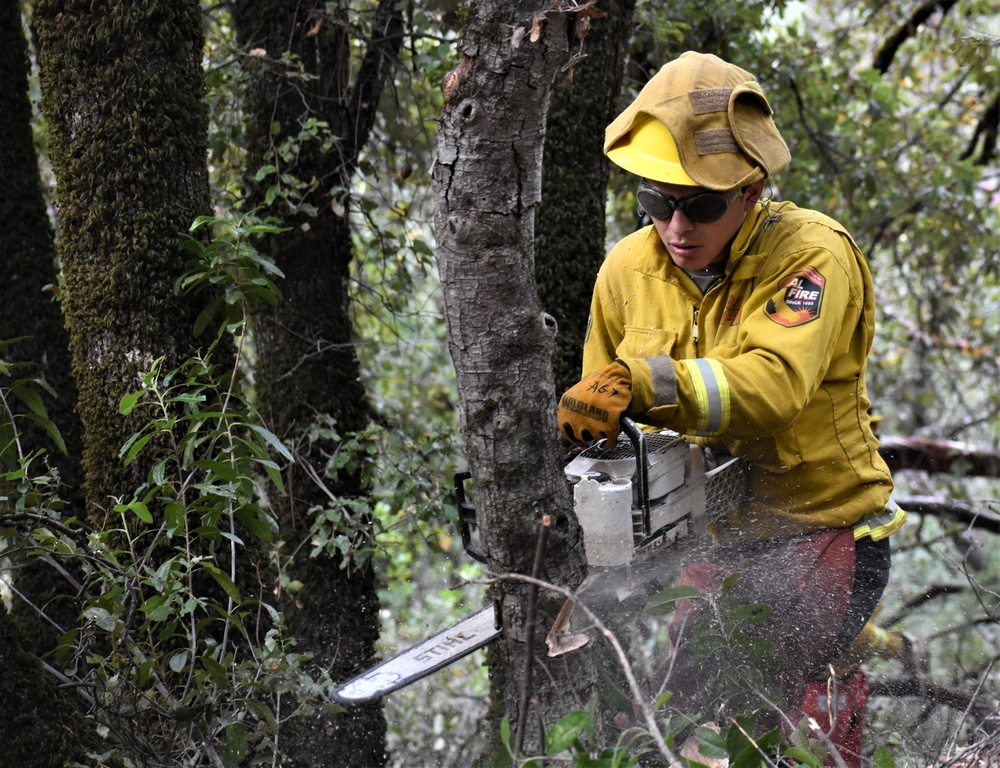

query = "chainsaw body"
[460, 417, 747, 570]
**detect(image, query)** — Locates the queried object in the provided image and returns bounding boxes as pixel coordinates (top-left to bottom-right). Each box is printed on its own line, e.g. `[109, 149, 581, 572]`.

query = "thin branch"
[514, 515, 550, 757]
[868, 675, 996, 722]
[873, 0, 959, 74]
[494, 571, 680, 765]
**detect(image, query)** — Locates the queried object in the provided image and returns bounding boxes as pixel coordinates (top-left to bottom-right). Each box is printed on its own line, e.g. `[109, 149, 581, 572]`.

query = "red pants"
[653, 528, 885, 736]
[796, 667, 869, 768]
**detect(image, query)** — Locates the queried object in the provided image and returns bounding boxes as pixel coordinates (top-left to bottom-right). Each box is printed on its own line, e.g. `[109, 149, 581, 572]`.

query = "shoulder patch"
[765, 268, 825, 327]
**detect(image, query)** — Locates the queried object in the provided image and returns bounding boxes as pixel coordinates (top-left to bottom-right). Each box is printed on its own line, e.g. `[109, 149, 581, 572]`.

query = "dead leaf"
[510, 26, 526, 49]
[545, 597, 591, 657]
[577, 0, 607, 18]
[529, 14, 542, 43]
[306, 14, 324, 38]
[679, 724, 728, 768]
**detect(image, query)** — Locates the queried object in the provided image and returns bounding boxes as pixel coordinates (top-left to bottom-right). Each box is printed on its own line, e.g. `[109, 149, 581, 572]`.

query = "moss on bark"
[34, 0, 212, 521]
[232, 2, 404, 763]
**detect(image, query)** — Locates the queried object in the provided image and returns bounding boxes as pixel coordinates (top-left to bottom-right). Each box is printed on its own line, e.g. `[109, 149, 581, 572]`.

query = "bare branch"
[960, 90, 999, 165]
[873, 0, 959, 74]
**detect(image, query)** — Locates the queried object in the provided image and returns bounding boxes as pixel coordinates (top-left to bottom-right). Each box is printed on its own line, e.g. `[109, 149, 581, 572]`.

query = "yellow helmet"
[606, 117, 697, 186]
[605, 52, 791, 190]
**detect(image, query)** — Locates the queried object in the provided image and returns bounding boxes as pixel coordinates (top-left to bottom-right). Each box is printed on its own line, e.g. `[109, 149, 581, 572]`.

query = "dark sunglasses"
[636, 180, 744, 224]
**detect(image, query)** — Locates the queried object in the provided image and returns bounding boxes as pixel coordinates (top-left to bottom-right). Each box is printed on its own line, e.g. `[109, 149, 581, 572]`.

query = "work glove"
[558, 360, 632, 448]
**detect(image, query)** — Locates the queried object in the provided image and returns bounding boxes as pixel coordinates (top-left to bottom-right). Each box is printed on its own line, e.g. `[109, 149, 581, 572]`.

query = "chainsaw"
[332, 417, 747, 704]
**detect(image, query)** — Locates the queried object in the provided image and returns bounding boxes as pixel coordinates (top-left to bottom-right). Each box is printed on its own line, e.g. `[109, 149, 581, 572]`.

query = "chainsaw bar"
[332, 606, 500, 704]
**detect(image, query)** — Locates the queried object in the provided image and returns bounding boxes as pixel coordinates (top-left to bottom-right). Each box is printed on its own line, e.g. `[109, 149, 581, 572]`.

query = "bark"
[535, 0, 637, 396]
[231, 2, 403, 764]
[0, 601, 102, 767]
[0, 0, 87, 655]
[433, 1, 600, 756]
[34, 0, 213, 519]
[33, 2, 260, 762]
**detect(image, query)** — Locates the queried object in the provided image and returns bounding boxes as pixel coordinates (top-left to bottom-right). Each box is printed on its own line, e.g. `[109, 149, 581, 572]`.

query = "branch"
[867, 675, 996, 724]
[514, 516, 550, 757]
[960, 90, 999, 165]
[880, 583, 968, 626]
[892, 495, 1000, 535]
[873, 0, 959, 74]
[787, 77, 843, 173]
[878, 435, 1000, 478]
[347, 0, 405, 162]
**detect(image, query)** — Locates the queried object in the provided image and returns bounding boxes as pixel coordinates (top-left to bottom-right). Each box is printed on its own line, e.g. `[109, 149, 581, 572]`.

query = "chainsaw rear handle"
[619, 416, 653, 534]
[454, 417, 650, 564]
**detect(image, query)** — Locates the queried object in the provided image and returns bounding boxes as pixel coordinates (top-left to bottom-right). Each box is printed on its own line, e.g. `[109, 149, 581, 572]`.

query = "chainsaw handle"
[620, 416, 652, 535]
[454, 471, 487, 564]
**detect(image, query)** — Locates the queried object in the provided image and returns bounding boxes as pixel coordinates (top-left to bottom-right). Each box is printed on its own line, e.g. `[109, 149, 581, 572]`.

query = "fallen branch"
[892, 495, 1000, 534]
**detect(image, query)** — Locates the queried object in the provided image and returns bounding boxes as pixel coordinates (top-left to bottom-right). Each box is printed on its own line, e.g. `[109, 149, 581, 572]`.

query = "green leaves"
[177, 214, 288, 339]
[0, 350, 67, 468]
[545, 710, 593, 755]
[645, 585, 704, 616]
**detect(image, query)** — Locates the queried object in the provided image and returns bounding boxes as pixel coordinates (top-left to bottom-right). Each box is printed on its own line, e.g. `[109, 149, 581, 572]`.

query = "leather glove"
[558, 360, 632, 448]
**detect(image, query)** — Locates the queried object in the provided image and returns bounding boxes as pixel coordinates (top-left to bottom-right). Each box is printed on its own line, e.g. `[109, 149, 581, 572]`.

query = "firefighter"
[557, 52, 907, 749]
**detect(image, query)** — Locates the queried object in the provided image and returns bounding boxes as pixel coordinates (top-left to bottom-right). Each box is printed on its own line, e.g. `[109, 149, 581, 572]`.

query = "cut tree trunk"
[433, 2, 602, 756]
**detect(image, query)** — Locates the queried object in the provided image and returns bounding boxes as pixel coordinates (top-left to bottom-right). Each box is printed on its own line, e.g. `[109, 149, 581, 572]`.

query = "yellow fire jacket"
[583, 201, 905, 543]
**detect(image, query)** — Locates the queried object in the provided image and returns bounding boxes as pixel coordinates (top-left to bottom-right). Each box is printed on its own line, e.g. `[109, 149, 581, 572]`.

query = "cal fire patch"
[765, 268, 825, 327]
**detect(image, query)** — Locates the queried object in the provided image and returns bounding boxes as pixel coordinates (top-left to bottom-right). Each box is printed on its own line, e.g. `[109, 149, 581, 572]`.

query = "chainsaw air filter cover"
[564, 431, 689, 504]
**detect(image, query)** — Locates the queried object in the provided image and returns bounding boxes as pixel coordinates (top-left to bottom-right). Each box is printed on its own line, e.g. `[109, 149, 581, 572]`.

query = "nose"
[667, 207, 695, 233]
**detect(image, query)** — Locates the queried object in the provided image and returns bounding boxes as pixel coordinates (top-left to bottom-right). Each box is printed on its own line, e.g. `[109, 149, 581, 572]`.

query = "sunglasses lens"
[683, 194, 733, 223]
[636, 187, 674, 220]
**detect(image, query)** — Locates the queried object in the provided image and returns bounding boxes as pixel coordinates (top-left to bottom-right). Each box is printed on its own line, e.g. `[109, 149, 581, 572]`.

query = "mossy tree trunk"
[232, 2, 403, 764]
[33, 0, 213, 518]
[535, 0, 637, 395]
[32, 3, 246, 759]
[0, 0, 87, 655]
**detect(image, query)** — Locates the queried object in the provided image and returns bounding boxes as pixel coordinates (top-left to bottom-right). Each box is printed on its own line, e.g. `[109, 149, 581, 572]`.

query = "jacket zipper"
[692, 307, 700, 350]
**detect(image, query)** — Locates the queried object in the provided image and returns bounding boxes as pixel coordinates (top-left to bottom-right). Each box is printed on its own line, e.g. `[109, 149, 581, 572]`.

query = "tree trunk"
[433, 1, 600, 756]
[1, 0, 88, 656]
[0, 601, 104, 767]
[536, 0, 637, 395]
[232, 2, 403, 764]
[34, 0, 213, 517]
[33, 3, 254, 762]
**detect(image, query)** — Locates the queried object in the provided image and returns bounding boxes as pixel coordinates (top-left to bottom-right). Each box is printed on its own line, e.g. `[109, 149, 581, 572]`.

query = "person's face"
[643, 179, 765, 270]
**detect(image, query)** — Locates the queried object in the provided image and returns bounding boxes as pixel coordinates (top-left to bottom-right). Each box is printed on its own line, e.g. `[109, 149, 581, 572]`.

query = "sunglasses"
[636, 180, 744, 224]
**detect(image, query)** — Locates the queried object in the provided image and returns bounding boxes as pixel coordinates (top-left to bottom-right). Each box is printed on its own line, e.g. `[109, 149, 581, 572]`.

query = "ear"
[743, 180, 766, 209]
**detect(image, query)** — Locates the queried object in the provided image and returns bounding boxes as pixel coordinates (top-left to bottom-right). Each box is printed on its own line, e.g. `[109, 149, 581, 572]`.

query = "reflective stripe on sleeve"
[680, 358, 729, 436]
[853, 498, 907, 541]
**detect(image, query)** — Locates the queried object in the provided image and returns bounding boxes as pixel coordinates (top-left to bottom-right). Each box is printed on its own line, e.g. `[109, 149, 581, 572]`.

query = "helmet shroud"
[605, 51, 791, 190]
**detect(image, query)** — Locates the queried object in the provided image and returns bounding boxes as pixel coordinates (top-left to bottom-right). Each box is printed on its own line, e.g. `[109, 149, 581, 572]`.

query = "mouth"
[670, 242, 700, 256]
